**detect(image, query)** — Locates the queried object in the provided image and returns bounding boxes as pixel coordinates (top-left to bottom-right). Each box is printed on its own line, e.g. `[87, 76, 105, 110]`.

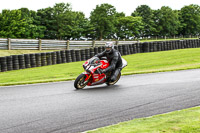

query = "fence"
[0, 38, 138, 50]
[0, 39, 200, 72]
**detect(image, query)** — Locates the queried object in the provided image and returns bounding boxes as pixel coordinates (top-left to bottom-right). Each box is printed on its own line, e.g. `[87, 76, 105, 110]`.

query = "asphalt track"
[0, 69, 200, 133]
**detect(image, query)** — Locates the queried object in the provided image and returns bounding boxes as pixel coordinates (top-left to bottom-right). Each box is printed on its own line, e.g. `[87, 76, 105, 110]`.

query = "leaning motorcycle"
[74, 57, 127, 89]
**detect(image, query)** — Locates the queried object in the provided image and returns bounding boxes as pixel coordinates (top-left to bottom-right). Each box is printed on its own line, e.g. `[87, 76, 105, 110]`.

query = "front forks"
[82, 72, 92, 84]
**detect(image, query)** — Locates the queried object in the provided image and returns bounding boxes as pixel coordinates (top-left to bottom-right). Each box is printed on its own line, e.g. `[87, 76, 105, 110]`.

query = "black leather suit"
[95, 49, 123, 82]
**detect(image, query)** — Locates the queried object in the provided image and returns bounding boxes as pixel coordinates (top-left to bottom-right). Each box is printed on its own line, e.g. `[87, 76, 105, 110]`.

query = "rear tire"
[74, 74, 87, 90]
[106, 72, 121, 86]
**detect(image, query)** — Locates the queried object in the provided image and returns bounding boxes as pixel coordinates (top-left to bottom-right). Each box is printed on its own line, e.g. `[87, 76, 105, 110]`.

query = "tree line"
[0, 3, 200, 40]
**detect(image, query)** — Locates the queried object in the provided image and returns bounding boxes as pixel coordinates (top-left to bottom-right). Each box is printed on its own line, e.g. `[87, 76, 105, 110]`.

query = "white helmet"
[105, 42, 114, 53]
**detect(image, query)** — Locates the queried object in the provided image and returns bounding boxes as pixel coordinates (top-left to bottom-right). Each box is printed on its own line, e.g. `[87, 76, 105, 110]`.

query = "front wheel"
[106, 72, 121, 86]
[74, 74, 87, 90]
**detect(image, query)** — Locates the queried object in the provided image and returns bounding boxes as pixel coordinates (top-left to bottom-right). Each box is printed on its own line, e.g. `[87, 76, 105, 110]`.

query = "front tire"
[106, 72, 121, 86]
[74, 74, 87, 90]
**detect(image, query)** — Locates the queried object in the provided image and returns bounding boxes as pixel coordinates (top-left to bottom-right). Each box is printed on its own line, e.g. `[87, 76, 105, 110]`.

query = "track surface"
[0, 69, 200, 133]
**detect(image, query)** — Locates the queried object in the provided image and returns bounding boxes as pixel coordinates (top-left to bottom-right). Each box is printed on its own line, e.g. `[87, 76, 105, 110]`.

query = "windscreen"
[89, 57, 101, 66]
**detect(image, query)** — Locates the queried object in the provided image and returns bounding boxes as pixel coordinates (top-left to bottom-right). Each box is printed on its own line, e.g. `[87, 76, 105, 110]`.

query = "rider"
[95, 42, 123, 82]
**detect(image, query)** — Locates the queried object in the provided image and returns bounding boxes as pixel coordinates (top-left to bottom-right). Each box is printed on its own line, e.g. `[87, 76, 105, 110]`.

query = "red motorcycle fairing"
[82, 58, 110, 86]
[100, 60, 109, 69]
[82, 71, 91, 82]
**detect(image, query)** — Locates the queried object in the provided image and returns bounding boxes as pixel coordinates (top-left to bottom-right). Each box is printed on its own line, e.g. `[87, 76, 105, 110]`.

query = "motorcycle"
[74, 57, 127, 89]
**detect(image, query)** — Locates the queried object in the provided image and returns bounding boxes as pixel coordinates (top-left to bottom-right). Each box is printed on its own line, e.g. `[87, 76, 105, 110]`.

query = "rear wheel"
[74, 74, 87, 90]
[106, 72, 121, 86]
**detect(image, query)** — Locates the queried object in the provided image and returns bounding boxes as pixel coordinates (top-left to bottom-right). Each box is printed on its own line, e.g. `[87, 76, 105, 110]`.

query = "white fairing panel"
[122, 58, 127, 68]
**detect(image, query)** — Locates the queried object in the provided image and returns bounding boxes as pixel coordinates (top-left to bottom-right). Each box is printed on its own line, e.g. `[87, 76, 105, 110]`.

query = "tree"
[37, 3, 72, 39]
[90, 3, 117, 40]
[37, 7, 56, 39]
[131, 5, 155, 37]
[19, 8, 46, 39]
[179, 4, 200, 36]
[0, 9, 27, 38]
[59, 11, 89, 40]
[116, 16, 144, 40]
[0, 8, 45, 39]
[154, 6, 180, 37]
[37, 3, 88, 40]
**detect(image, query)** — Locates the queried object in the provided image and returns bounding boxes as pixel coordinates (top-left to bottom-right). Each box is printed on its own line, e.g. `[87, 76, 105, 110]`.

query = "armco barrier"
[0, 39, 200, 73]
[0, 38, 138, 50]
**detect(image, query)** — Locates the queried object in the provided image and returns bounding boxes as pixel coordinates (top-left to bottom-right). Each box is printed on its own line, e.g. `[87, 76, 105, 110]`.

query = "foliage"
[36, 3, 89, 40]
[0, 9, 27, 38]
[0, 8, 45, 39]
[90, 3, 117, 40]
[154, 6, 180, 36]
[131, 5, 156, 37]
[0, 3, 200, 40]
[179, 4, 200, 36]
[116, 16, 144, 39]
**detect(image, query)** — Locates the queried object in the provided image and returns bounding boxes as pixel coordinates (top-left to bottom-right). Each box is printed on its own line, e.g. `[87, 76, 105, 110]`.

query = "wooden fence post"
[92, 40, 95, 47]
[39, 39, 42, 50]
[67, 40, 69, 50]
[8, 38, 11, 50]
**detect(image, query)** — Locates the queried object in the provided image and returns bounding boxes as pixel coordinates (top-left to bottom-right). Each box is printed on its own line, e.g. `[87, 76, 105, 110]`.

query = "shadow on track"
[74, 84, 121, 92]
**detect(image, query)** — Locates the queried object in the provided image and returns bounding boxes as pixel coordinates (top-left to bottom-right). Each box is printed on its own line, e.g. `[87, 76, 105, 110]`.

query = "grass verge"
[1, 48, 200, 86]
[86, 106, 200, 133]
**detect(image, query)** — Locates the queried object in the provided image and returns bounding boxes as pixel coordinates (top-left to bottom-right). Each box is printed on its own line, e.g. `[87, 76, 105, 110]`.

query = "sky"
[1, 0, 200, 18]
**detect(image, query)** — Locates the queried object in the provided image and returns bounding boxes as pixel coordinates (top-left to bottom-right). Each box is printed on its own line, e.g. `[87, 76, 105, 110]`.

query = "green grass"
[122, 48, 200, 75]
[0, 50, 57, 57]
[1, 48, 200, 86]
[86, 106, 200, 133]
